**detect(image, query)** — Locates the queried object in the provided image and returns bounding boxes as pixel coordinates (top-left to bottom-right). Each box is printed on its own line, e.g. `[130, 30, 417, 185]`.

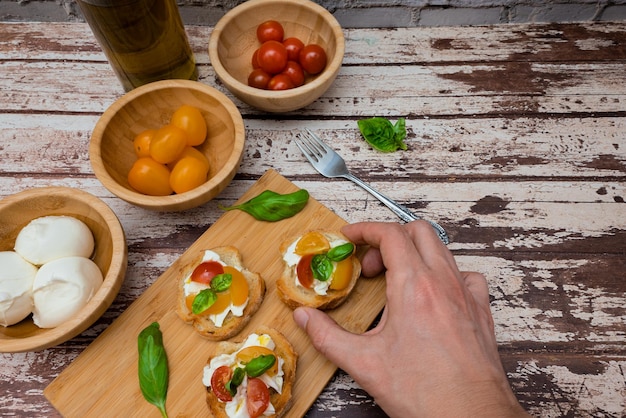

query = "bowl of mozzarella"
[0, 187, 127, 352]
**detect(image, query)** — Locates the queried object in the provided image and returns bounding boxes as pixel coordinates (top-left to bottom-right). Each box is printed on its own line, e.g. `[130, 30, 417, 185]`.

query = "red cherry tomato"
[191, 261, 224, 284]
[283, 37, 304, 61]
[268, 73, 295, 90]
[248, 68, 271, 89]
[211, 366, 233, 402]
[257, 40, 288, 75]
[251, 48, 260, 69]
[281, 60, 305, 87]
[296, 254, 314, 288]
[299, 44, 327, 75]
[256, 20, 284, 43]
[246, 378, 270, 418]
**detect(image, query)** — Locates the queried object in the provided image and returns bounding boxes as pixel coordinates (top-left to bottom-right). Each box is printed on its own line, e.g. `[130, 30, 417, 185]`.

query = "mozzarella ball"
[15, 215, 95, 265]
[32, 256, 103, 328]
[0, 251, 38, 326]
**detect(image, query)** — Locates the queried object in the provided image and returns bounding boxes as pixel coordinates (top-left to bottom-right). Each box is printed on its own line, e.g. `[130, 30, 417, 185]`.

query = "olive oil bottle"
[77, 0, 198, 92]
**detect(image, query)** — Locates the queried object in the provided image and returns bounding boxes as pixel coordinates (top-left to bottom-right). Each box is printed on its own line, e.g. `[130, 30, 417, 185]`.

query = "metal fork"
[294, 128, 450, 245]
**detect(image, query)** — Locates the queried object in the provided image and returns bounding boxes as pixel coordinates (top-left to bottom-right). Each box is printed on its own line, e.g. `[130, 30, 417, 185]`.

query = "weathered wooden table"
[1, 21, 625, 417]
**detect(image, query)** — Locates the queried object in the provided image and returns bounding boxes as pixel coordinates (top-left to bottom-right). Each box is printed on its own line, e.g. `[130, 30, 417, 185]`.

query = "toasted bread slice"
[205, 326, 297, 418]
[177, 246, 265, 340]
[276, 230, 361, 310]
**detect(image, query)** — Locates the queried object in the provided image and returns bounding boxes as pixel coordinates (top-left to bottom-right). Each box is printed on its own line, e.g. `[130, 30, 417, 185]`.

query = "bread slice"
[177, 246, 265, 340]
[276, 230, 361, 310]
[205, 326, 297, 418]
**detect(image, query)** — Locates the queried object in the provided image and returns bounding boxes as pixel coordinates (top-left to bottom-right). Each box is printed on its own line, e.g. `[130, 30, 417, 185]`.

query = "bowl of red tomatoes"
[209, 0, 345, 113]
[89, 79, 245, 211]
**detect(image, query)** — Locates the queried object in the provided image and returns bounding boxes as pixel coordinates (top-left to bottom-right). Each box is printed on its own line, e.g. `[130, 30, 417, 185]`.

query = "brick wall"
[1, 0, 626, 26]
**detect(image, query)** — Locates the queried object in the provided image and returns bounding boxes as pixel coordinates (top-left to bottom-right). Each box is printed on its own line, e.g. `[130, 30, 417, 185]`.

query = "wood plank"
[2, 61, 626, 116]
[1, 115, 625, 179]
[3, 21, 625, 65]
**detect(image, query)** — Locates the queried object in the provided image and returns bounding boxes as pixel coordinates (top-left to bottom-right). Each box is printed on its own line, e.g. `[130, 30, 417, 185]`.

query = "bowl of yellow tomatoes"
[209, 0, 345, 113]
[89, 79, 245, 211]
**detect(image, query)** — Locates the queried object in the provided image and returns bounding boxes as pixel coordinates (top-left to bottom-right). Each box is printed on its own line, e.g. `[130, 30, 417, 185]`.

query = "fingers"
[341, 222, 424, 275]
[462, 271, 490, 308]
[403, 220, 457, 268]
[359, 246, 385, 277]
[293, 307, 364, 369]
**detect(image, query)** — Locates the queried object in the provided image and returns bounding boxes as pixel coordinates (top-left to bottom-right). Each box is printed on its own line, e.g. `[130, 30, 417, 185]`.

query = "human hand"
[293, 221, 528, 417]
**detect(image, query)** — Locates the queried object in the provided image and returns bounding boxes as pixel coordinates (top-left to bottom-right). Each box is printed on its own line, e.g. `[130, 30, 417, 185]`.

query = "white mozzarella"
[14, 215, 95, 265]
[0, 251, 38, 326]
[32, 256, 103, 328]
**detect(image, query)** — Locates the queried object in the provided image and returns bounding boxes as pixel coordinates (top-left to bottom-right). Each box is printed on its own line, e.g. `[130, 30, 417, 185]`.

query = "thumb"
[293, 307, 362, 368]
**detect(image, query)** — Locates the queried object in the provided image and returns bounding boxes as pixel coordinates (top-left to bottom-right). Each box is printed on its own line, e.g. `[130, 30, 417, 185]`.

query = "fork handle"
[343, 173, 450, 244]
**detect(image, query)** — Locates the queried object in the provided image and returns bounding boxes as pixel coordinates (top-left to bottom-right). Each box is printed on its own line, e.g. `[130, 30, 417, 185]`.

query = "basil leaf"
[191, 288, 218, 314]
[219, 189, 309, 222]
[311, 254, 333, 282]
[327, 243, 354, 262]
[357, 117, 407, 152]
[210, 273, 232, 292]
[245, 354, 276, 378]
[393, 118, 407, 143]
[226, 367, 245, 396]
[138, 322, 169, 418]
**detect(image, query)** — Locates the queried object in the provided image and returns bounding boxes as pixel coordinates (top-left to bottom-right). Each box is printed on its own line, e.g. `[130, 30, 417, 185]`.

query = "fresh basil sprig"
[245, 354, 276, 377]
[191, 273, 233, 314]
[311, 254, 334, 282]
[138, 322, 169, 418]
[210, 273, 233, 292]
[219, 189, 309, 222]
[327, 243, 355, 262]
[225, 354, 277, 396]
[225, 367, 245, 396]
[357, 117, 407, 152]
[310, 243, 355, 282]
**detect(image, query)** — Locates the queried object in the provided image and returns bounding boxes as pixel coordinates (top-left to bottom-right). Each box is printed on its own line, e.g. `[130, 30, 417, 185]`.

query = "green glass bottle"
[77, 0, 198, 92]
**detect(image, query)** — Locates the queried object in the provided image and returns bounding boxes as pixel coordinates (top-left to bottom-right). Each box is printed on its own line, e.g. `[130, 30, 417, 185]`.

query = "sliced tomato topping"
[202, 291, 231, 315]
[210, 365, 233, 402]
[236, 346, 278, 376]
[295, 231, 330, 255]
[224, 266, 248, 306]
[329, 256, 353, 290]
[191, 261, 224, 284]
[296, 253, 315, 288]
[246, 378, 270, 418]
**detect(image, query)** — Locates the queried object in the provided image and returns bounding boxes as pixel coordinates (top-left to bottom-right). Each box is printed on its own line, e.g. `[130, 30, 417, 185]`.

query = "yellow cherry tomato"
[197, 291, 231, 315]
[168, 146, 210, 172]
[133, 129, 155, 158]
[236, 346, 278, 376]
[223, 266, 248, 306]
[329, 256, 353, 290]
[127, 157, 173, 196]
[149, 124, 188, 164]
[169, 156, 209, 194]
[171, 105, 207, 146]
[295, 231, 330, 255]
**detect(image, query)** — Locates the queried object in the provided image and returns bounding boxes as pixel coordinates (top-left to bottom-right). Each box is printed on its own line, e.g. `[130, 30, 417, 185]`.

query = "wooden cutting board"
[44, 169, 386, 417]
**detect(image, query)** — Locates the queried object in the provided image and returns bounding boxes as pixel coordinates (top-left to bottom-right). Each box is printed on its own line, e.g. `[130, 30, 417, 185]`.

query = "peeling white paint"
[512, 360, 626, 415]
[575, 39, 616, 50]
[564, 284, 626, 328]
[494, 231, 580, 249]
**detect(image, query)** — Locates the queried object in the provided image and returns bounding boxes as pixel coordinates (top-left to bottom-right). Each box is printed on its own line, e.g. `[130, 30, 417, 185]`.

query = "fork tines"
[295, 130, 326, 162]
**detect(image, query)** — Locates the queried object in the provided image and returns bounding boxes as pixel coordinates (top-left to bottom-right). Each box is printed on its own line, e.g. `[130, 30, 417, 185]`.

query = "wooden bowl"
[0, 187, 127, 352]
[209, 0, 345, 113]
[89, 79, 245, 211]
